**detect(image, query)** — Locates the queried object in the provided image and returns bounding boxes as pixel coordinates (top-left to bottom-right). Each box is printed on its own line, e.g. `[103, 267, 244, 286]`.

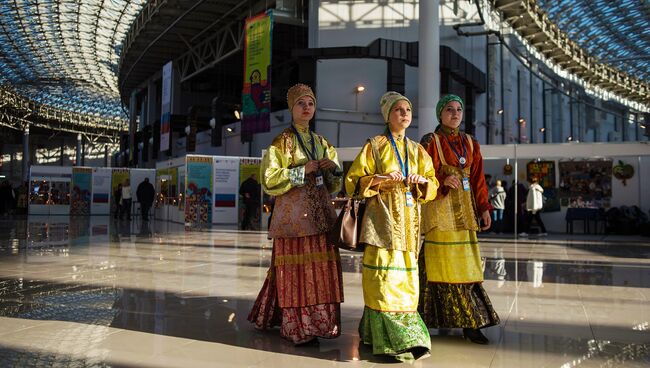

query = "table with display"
[565, 207, 606, 234]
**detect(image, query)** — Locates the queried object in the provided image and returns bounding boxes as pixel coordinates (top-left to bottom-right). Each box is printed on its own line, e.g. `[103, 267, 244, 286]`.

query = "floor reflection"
[0, 216, 648, 367]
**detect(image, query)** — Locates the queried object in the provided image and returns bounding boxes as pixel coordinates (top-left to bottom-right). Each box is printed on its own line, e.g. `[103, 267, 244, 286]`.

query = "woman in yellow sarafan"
[248, 84, 344, 345]
[345, 91, 438, 361]
[419, 94, 500, 345]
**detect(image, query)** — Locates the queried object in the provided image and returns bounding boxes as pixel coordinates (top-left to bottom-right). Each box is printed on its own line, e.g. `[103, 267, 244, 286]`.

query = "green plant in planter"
[613, 160, 634, 186]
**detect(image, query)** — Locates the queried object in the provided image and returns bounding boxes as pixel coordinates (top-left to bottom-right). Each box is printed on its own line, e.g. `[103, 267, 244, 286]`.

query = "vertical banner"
[129, 91, 137, 163]
[213, 157, 239, 224]
[112, 168, 130, 216]
[239, 158, 261, 230]
[91, 168, 112, 215]
[185, 156, 213, 226]
[160, 61, 173, 152]
[71, 167, 92, 215]
[241, 10, 273, 141]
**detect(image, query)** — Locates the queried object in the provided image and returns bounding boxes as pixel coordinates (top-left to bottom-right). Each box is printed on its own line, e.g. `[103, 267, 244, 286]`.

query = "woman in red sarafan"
[247, 83, 344, 345]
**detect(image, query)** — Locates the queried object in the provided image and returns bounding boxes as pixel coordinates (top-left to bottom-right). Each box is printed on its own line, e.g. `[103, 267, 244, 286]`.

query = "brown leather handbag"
[329, 182, 366, 251]
[328, 138, 380, 252]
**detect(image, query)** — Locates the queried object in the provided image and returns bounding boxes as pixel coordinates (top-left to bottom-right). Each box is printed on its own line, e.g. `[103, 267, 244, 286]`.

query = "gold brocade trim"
[274, 250, 337, 266]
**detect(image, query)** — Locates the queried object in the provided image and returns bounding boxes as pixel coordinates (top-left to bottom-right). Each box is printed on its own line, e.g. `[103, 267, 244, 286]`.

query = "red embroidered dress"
[247, 124, 344, 344]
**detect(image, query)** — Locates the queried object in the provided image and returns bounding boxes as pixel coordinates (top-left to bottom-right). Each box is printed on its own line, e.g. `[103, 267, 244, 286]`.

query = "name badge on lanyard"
[462, 177, 470, 191]
[292, 125, 324, 187]
[405, 190, 415, 207]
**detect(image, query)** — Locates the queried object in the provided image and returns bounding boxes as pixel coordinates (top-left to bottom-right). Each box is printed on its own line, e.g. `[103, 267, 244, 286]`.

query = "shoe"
[518, 232, 528, 237]
[463, 328, 489, 344]
[539, 232, 548, 237]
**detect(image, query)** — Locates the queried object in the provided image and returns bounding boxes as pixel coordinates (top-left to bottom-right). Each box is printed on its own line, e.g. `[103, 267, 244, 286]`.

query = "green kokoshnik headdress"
[436, 94, 464, 123]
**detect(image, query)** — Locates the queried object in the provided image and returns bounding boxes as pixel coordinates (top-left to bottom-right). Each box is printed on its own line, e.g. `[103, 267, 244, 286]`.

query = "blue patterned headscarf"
[436, 94, 464, 123]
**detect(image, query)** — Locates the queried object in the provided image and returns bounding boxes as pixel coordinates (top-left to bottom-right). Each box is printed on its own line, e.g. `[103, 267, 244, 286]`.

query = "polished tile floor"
[0, 216, 648, 367]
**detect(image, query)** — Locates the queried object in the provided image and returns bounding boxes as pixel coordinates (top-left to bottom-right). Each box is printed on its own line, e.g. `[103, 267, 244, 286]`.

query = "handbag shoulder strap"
[352, 138, 381, 198]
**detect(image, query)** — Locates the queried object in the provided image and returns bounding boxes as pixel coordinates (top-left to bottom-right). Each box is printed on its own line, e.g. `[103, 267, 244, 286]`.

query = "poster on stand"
[91, 168, 112, 215]
[185, 156, 213, 226]
[112, 169, 130, 216]
[239, 158, 261, 230]
[213, 157, 239, 224]
[241, 10, 273, 141]
[71, 167, 92, 215]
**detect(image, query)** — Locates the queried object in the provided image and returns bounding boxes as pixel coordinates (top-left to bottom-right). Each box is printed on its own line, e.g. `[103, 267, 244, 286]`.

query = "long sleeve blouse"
[261, 124, 342, 197]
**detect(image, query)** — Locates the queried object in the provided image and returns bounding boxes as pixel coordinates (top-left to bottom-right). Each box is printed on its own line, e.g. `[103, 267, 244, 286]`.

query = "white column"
[76, 133, 82, 166]
[418, 0, 440, 139]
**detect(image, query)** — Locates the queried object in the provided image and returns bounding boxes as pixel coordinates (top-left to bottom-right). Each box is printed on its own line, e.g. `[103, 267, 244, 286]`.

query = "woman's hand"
[406, 174, 426, 184]
[305, 160, 319, 174]
[318, 158, 337, 171]
[481, 210, 491, 230]
[443, 175, 461, 189]
[386, 171, 405, 182]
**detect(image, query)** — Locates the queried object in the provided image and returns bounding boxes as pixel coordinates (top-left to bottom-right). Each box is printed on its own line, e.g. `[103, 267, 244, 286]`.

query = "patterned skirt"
[247, 233, 343, 344]
[419, 229, 500, 329]
[359, 245, 430, 360]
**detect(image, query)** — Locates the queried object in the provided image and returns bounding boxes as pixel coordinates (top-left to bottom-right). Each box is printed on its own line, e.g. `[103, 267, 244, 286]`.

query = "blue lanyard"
[291, 125, 318, 160]
[388, 132, 408, 177]
[444, 134, 467, 168]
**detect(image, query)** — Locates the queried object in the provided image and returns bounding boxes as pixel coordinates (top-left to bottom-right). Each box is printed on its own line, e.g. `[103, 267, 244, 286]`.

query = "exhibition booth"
[154, 154, 263, 228]
[29, 141, 648, 234]
[337, 141, 650, 234]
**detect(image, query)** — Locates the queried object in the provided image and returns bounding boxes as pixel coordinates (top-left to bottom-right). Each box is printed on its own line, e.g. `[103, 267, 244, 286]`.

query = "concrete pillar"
[418, 0, 440, 139]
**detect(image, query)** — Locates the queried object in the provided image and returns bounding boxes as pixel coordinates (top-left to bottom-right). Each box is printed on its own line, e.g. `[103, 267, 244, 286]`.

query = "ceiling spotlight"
[518, 118, 526, 124]
[233, 110, 241, 120]
[355, 85, 366, 93]
[539, 127, 546, 132]
[497, 108, 504, 114]
[226, 127, 233, 133]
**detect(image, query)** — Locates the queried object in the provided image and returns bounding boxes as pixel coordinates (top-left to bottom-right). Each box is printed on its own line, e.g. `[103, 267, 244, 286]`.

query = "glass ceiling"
[537, 0, 650, 85]
[0, 0, 147, 121]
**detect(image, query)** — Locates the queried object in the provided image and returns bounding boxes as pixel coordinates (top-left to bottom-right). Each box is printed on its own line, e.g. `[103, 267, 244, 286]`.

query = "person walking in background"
[113, 183, 122, 220]
[489, 180, 507, 233]
[419, 94, 500, 345]
[520, 176, 547, 237]
[346, 91, 438, 362]
[121, 180, 132, 221]
[136, 177, 155, 221]
[248, 84, 344, 345]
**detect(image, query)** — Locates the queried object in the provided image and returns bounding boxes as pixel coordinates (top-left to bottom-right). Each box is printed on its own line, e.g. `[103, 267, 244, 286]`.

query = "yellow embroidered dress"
[419, 126, 500, 330]
[248, 124, 344, 344]
[345, 134, 438, 359]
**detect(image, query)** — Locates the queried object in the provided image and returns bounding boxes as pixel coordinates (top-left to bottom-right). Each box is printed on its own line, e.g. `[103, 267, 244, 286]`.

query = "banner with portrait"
[241, 10, 273, 141]
[185, 155, 213, 225]
[239, 158, 262, 230]
[71, 167, 92, 215]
